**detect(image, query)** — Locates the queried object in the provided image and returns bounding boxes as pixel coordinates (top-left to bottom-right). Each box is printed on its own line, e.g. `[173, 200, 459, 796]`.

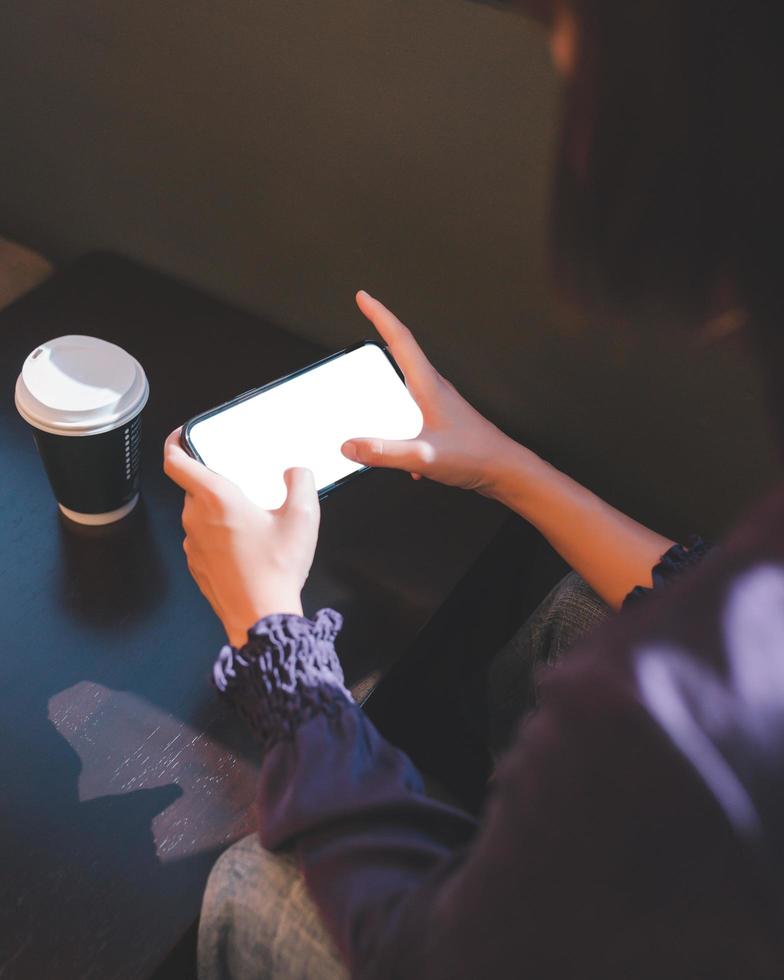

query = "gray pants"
[198, 573, 608, 980]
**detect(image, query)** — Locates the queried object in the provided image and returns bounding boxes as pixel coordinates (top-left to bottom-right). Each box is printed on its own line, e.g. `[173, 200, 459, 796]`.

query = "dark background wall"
[0, 0, 779, 540]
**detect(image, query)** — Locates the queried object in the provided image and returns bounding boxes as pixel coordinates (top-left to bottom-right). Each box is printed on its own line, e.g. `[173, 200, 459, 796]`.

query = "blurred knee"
[199, 835, 298, 979]
[542, 571, 609, 659]
[198, 835, 346, 980]
[550, 570, 606, 617]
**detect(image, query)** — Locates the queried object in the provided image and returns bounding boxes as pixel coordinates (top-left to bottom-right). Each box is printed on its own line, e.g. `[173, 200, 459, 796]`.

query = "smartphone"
[181, 341, 424, 510]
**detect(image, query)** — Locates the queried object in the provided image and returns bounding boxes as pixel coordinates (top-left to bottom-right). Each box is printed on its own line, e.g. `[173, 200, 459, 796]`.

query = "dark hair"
[550, 1, 781, 336]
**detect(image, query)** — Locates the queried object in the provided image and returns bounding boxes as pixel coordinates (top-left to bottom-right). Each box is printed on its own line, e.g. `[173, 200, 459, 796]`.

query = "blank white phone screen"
[187, 344, 424, 510]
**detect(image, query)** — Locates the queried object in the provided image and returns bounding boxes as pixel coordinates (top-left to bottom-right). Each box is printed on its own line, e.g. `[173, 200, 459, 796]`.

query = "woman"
[164, 1, 784, 976]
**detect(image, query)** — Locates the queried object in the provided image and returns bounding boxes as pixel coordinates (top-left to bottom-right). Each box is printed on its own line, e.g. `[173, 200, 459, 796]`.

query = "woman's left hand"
[163, 429, 321, 648]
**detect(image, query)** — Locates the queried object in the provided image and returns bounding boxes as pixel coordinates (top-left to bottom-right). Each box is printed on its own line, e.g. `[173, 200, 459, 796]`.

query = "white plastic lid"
[15, 335, 149, 436]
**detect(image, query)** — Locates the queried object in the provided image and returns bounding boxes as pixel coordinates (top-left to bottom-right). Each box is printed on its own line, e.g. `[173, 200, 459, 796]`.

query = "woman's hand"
[163, 429, 320, 648]
[342, 291, 515, 498]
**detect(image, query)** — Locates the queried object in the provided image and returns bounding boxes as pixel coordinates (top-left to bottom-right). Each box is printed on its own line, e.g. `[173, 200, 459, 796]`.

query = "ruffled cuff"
[623, 535, 712, 609]
[212, 607, 354, 748]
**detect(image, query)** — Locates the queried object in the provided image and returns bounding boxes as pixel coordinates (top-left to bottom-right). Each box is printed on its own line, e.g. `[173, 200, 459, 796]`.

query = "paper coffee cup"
[15, 335, 150, 525]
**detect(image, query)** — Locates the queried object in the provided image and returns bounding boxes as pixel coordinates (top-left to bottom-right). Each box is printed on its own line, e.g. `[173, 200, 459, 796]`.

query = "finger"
[279, 467, 320, 517]
[355, 291, 439, 401]
[411, 472, 422, 480]
[341, 437, 434, 472]
[163, 427, 222, 495]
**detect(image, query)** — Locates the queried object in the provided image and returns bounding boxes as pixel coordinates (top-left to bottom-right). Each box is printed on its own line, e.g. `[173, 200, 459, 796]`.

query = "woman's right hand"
[341, 291, 515, 498]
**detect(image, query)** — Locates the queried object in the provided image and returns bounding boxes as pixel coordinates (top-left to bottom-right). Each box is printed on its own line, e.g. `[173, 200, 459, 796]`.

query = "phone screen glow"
[187, 344, 424, 510]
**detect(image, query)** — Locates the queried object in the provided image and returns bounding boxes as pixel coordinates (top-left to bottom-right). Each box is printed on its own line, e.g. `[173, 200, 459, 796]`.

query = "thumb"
[341, 438, 433, 472]
[280, 467, 319, 514]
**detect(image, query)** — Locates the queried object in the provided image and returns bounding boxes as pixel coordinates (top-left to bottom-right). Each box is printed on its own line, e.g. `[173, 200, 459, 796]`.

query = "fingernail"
[342, 442, 358, 461]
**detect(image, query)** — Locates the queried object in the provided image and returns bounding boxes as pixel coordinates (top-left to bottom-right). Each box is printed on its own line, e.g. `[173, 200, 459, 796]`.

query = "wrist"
[480, 436, 551, 514]
[213, 607, 353, 747]
[226, 595, 304, 648]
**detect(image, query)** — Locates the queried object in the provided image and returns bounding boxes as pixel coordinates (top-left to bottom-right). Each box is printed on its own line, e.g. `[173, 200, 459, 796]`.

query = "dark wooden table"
[0, 253, 506, 979]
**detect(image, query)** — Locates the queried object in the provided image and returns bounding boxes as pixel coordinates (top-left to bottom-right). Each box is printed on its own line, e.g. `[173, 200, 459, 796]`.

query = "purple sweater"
[214, 486, 784, 978]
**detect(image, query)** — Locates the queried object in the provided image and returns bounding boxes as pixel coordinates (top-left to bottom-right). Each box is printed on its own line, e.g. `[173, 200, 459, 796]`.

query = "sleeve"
[212, 607, 736, 979]
[623, 535, 712, 608]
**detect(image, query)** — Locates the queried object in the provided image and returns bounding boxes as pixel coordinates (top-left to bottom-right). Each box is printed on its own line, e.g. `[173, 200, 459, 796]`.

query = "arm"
[342, 292, 674, 611]
[484, 439, 675, 609]
[219, 609, 733, 979]
[163, 416, 727, 978]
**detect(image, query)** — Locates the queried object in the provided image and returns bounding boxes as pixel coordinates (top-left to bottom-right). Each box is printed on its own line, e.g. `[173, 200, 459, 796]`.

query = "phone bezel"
[180, 340, 408, 502]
